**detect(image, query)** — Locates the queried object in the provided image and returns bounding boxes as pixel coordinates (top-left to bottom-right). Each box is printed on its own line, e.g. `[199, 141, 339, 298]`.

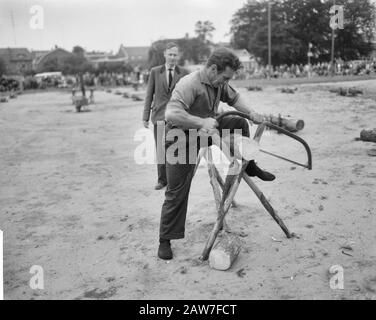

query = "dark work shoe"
[246, 160, 276, 181]
[158, 239, 173, 260]
[155, 182, 167, 190]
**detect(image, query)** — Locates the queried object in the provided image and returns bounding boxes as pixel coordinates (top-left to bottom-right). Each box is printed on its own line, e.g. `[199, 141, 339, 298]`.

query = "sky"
[0, 0, 248, 52]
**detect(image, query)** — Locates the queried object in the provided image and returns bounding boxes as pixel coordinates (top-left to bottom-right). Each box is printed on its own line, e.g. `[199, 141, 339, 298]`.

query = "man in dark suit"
[143, 42, 189, 190]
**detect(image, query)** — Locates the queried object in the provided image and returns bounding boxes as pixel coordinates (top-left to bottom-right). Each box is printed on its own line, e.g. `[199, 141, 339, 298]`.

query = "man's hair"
[206, 48, 242, 72]
[165, 42, 179, 51]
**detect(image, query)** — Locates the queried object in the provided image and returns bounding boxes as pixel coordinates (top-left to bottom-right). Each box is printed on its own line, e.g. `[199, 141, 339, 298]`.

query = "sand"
[0, 80, 375, 300]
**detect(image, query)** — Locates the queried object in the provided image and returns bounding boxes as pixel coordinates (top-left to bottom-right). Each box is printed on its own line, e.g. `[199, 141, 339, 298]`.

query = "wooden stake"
[242, 173, 293, 238]
[201, 161, 248, 261]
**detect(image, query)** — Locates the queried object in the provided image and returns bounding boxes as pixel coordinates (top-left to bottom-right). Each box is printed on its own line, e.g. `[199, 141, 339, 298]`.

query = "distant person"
[142, 42, 189, 190]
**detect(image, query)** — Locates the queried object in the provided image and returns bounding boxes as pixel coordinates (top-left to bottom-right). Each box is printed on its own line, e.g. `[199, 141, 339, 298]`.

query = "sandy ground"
[0, 79, 375, 300]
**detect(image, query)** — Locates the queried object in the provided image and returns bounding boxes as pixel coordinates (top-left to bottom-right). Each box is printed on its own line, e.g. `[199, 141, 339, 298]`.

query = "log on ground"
[209, 233, 242, 271]
[360, 129, 376, 143]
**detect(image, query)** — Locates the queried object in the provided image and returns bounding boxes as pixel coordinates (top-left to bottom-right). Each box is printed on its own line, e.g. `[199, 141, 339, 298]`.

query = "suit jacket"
[143, 65, 189, 124]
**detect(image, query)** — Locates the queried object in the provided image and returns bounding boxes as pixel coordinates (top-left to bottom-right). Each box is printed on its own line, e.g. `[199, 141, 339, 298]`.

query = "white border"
[0, 230, 3, 300]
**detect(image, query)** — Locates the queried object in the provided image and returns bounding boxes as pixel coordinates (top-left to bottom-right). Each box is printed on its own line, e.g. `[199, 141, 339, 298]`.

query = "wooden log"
[329, 87, 363, 97]
[348, 87, 363, 96]
[264, 114, 304, 132]
[281, 88, 297, 94]
[247, 86, 262, 92]
[360, 129, 376, 143]
[209, 234, 242, 271]
[131, 91, 146, 101]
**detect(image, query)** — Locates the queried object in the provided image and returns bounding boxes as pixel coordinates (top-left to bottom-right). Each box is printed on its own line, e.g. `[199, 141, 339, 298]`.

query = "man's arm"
[231, 95, 265, 124]
[166, 103, 217, 131]
[142, 68, 155, 127]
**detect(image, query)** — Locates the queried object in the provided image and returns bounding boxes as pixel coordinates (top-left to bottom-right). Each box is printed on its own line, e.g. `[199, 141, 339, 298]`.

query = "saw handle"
[215, 111, 312, 170]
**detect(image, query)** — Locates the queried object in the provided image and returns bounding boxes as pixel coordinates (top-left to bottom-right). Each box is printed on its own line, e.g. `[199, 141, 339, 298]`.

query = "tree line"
[230, 0, 376, 65]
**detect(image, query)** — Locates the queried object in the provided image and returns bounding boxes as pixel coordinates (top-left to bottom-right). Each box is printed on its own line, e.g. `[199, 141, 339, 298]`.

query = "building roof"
[85, 51, 112, 60]
[122, 46, 149, 59]
[0, 47, 33, 61]
[31, 50, 50, 59]
[34, 47, 73, 71]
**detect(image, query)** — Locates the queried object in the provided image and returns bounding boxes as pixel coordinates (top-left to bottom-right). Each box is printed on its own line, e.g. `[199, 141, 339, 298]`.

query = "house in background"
[0, 48, 33, 74]
[31, 50, 50, 70]
[209, 43, 258, 72]
[119, 45, 149, 67]
[85, 49, 127, 68]
[233, 49, 258, 72]
[85, 45, 149, 68]
[34, 47, 73, 73]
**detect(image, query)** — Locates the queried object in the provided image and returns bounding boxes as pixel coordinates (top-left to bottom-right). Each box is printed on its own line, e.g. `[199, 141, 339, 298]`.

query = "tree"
[179, 37, 211, 64]
[61, 54, 93, 75]
[148, 41, 167, 68]
[72, 46, 85, 57]
[0, 58, 6, 76]
[96, 61, 133, 74]
[40, 57, 60, 72]
[334, 0, 376, 60]
[230, 0, 376, 65]
[148, 37, 211, 69]
[195, 21, 216, 43]
[61, 46, 93, 97]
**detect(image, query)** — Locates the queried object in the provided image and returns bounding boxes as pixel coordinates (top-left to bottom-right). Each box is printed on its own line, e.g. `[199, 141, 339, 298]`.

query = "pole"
[331, 0, 336, 76]
[10, 11, 17, 46]
[308, 44, 311, 79]
[268, 1, 272, 80]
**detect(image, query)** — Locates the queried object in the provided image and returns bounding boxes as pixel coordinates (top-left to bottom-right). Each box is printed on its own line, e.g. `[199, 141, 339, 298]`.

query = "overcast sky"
[0, 0, 248, 52]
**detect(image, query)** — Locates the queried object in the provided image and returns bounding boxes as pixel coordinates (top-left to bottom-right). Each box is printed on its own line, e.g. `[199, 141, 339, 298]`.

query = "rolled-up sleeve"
[167, 76, 196, 112]
[220, 83, 240, 106]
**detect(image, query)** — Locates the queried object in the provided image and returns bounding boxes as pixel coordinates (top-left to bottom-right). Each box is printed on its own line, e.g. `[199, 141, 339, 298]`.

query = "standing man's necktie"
[168, 69, 173, 90]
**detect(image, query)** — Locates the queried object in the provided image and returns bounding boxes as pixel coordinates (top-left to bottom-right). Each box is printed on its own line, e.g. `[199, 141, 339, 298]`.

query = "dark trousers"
[154, 122, 167, 185]
[159, 116, 250, 240]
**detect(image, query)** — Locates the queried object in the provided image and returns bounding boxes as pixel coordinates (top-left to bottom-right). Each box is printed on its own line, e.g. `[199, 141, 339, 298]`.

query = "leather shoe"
[154, 182, 167, 190]
[246, 160, 276, 181]
[158, 239, 173, 260]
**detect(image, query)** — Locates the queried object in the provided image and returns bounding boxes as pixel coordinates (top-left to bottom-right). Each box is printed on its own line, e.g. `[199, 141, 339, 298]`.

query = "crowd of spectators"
[2, 59, 376, 92]
[0, 77, 20, 92]
[242, 59, 376, 80]
[0, 69, 151, 92]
